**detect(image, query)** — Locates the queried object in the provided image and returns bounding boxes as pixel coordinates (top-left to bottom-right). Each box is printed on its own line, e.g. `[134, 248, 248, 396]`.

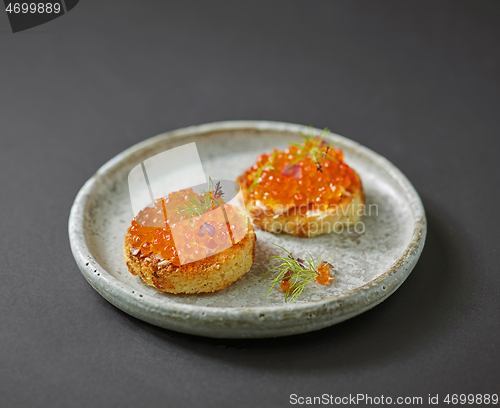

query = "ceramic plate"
[69, 121, 426, 338]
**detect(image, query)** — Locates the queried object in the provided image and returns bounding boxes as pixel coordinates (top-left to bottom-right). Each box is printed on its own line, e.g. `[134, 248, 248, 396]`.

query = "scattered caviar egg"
[280, 270, 294, 293]
[280, 280, 293, 293]
[316, 262, 333, 285]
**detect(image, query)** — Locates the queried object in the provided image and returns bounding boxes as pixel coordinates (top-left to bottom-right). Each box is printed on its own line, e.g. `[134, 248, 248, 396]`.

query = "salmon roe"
[241, 137, 361, 210]
[127, 188, 246, 265]
[316, 262, 333, 285]
[280, 280, 294, 293]
[279, 262, 333, 294]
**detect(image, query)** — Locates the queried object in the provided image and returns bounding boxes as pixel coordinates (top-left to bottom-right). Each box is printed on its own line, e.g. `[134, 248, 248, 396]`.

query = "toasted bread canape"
[237, 129, 365, 238]
[124, 185, 256, 294]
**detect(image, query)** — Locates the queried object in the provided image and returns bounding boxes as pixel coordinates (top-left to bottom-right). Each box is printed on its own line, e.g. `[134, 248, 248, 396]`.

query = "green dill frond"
[173, 177, 224, 221]
[261, 244, 330, 302]
[248, 127, 342, 191]
[282, 127, 340, 173]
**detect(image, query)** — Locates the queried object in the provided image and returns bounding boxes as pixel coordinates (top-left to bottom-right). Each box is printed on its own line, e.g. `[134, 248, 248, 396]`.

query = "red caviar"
[280, 280, 294, 293]
[280, 270, 294, 293]
[241, 137, 361, 210]
[316, 262, 333, 285]
[127, 188, 246, 265]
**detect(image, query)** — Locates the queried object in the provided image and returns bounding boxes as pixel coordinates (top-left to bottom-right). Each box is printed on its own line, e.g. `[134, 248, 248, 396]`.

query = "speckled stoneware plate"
[69, 121, 426, 338]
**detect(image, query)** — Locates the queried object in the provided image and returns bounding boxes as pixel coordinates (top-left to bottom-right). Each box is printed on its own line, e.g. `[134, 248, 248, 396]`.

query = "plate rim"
[68, 120, 426, 337]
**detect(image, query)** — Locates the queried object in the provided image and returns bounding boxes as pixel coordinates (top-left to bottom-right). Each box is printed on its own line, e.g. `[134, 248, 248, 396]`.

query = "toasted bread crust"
[237, 174, 365, 238]
[123, 222, 256, 294]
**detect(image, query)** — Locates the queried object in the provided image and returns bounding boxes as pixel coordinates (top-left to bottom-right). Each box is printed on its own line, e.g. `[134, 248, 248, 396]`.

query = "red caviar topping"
[128, 188, 246, 265]
[242, 132, 361, 210]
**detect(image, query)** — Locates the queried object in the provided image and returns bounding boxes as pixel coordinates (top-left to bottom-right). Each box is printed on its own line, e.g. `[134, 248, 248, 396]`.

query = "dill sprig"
[174, 177, 224, 221]
[285, 127, 338, 173]
[248, 127, 339, 191]
[261, 244, 331, 302]
[248, 127, 338, 192]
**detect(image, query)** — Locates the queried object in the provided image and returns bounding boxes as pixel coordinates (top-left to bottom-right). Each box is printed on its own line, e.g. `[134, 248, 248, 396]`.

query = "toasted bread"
[237, 174, 365, 238]
[123, 221, 256, 294]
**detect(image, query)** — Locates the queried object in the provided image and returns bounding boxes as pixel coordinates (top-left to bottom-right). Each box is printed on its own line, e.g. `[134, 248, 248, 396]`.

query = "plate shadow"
[110, 198, 475, 371]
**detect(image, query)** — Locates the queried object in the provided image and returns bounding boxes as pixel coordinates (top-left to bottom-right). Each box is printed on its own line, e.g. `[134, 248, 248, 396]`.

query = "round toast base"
[238, 178, 365, 238]
[123, 223, 256, 294]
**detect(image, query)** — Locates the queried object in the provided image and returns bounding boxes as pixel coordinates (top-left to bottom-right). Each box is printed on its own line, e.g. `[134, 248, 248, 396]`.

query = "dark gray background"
[1, 1, 499, 407]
